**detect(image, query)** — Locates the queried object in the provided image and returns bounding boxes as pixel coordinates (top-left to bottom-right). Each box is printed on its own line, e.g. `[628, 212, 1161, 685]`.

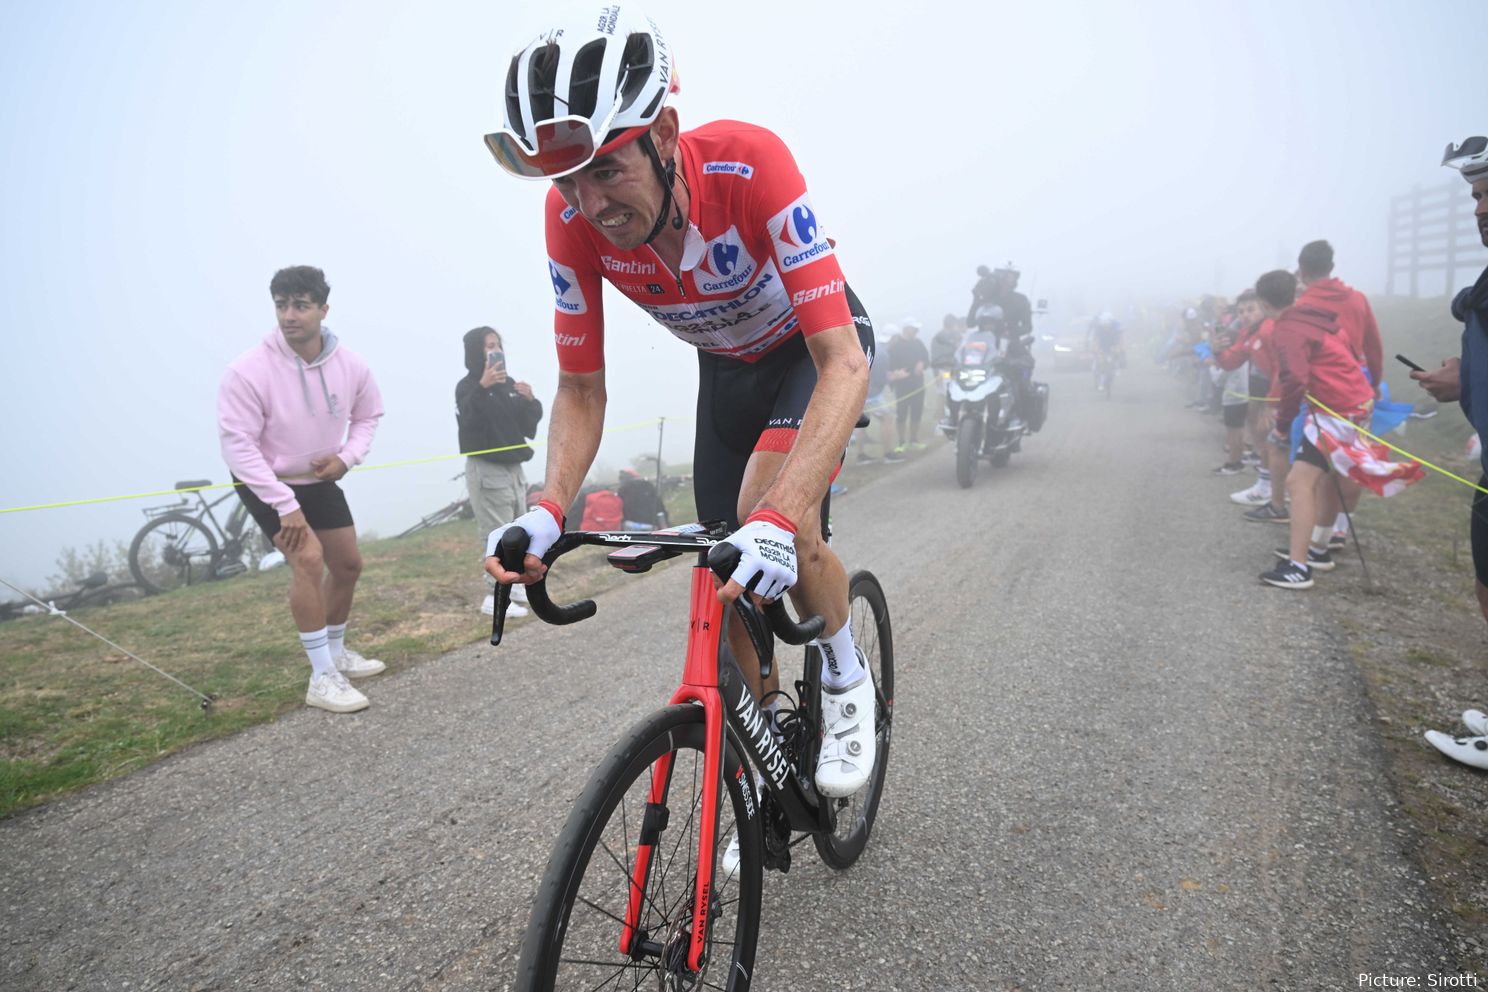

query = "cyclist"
[481, 6, 876, 798]
[1087, 311, 1124, 363]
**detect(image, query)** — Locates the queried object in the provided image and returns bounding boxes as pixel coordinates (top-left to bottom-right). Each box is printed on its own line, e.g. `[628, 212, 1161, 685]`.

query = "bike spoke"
[596, 837, 671, 926]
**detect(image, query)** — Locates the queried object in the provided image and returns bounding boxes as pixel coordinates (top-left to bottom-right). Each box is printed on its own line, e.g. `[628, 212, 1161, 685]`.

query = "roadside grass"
[0, 452, 930, 819]
[1308, 294, 1488, 969]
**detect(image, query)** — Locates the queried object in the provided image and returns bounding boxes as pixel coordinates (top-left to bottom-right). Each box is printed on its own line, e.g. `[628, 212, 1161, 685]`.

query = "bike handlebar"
[488, 524, 825, 649]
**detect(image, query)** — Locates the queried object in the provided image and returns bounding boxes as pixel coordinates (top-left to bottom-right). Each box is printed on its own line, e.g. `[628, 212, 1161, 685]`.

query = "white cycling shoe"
[815, 674, 877, 798]
[1424, 730, 1488, 771]
[1463, 709, 1488, 736]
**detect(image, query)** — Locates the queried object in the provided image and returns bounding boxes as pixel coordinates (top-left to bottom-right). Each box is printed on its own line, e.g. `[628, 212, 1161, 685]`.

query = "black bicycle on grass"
[127, 481, 268, 594]
[490, 521, 894, 992]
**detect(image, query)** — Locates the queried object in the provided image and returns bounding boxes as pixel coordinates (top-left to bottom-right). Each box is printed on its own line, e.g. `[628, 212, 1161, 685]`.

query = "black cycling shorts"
[693, 285, 874, 528]
[233, 475, 354, 540]
[1472, 478, 1488, 588]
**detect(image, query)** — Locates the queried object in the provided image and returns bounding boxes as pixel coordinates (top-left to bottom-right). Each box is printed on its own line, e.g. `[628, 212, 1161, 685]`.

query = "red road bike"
[491, 521, 894, 991]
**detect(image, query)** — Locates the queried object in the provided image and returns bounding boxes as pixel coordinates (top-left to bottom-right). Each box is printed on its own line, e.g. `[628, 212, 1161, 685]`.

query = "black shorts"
[693, 285, 874, 528]
[232, 475, 354, 540]
[1293, 436, 1330, 471]
[1222, 403, 1248, 429]
[1472, 479, 1488, 588]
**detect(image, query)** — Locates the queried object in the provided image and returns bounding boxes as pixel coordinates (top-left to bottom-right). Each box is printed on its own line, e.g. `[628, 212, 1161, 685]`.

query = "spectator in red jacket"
[1256, 269, 1372, 589]
[1295, 240, 1384, 395]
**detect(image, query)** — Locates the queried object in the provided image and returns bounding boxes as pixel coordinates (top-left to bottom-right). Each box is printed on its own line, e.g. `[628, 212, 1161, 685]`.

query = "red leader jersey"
[543, 120, 854, 374]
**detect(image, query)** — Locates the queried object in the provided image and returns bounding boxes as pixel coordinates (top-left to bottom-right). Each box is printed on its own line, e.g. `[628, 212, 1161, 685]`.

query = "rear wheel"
[514, 704, 763, 992]
[955, 416, 980, 489]
[129, 514, 219, 594]
[814, 570, 895, 870]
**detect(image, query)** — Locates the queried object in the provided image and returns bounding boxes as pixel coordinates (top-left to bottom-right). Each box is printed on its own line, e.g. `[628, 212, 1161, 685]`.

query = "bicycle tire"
[813, 569, 894, 870]
[128, 514, 219, 594]
[514, 704, 763, 992]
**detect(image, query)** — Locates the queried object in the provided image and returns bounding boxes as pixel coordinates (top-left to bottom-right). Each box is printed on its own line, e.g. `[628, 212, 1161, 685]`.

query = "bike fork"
[620, 563, 728, 973]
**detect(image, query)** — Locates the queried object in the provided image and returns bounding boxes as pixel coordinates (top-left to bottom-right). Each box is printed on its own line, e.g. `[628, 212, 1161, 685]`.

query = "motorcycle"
[939, 335, 1049, 489]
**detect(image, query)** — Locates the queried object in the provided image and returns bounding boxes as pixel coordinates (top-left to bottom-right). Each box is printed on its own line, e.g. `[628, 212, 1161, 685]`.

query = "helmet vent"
[525, 42, 561, 123]
[615, 33, 655, 113]
[567, 39, 608, 120]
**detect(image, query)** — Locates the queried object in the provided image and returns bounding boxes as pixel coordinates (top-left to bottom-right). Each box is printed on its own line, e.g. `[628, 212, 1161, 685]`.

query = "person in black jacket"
[457, 326, 543, 617]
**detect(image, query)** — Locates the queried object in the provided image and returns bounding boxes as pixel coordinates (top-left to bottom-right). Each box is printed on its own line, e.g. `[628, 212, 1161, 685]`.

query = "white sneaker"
[481, 593, 529, 618]
[306, 670, 369, 713]
[815, 675, 877, 798]
[510, 583, 529, 606]
[1229, 481, 1272, 505]
[1463, 709, 1488, 736]
[1424, 730, 1488, 771]
[334, 648, 385, 679]
[720, 829, 742, 880]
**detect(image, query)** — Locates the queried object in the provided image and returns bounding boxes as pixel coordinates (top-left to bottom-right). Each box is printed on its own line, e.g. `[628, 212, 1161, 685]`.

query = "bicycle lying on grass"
[127, 480, 269, 594]
[0, 571, 144, 623]
[490, 520, 893, 992]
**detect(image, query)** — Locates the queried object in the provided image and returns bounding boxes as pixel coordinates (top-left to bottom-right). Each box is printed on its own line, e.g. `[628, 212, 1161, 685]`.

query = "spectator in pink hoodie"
[218, 266, 386, 714]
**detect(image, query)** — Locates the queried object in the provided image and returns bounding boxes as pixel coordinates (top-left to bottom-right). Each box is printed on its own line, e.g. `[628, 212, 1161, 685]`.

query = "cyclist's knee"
[328, 552, 362, 582]
[285, 541, 325, 573]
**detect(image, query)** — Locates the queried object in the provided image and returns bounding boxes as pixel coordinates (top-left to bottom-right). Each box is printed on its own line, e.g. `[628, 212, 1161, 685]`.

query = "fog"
[1, 0, 1482, 589]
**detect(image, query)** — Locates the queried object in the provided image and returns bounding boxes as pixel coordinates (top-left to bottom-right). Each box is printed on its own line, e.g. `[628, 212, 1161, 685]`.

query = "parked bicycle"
[492, 520, 893, 991]
[398, 473, 474, 538]
[0, 571, 144, 622]
[127, 481, 269, 594]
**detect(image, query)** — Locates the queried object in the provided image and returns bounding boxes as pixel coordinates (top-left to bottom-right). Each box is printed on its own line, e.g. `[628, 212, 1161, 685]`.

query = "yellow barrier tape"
[0, 415, 691, 515]
[1224, 390, 1277, 403]
[1305, 394, 1488, 496]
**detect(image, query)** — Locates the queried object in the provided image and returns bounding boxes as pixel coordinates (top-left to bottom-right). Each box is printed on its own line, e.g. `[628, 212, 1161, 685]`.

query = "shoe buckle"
[843, 702, 856, 717]
[846, 740, 862, 756]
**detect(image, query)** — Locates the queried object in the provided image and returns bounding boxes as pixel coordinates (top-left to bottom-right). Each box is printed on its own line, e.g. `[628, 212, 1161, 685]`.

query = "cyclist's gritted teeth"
[598, 211, 632, 231]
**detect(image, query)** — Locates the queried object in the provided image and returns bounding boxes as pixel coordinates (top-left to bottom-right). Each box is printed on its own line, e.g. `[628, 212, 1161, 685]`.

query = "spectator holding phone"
[1414, 135, 1488, 769]
[457, 327, 544, 619]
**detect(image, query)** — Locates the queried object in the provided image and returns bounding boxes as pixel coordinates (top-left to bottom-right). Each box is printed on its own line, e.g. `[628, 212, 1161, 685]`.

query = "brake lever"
[490, 527, 528, 646]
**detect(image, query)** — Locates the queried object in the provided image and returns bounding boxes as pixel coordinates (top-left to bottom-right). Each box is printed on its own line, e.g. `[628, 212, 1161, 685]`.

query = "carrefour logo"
[769, 194, 834, 272]
[694, 227, 757, 295]
[548, 259, 587, 315]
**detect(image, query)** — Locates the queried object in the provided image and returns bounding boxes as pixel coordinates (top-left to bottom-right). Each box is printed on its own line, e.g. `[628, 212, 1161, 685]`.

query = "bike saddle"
[174, 479, 212, 491]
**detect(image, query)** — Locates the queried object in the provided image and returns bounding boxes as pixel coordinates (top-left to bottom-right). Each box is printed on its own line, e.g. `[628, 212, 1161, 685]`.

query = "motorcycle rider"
[968, 261, 1033, 339]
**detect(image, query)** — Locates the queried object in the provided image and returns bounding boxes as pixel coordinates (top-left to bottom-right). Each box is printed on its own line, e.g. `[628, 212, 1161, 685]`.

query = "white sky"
[1, 0, 1484, 588]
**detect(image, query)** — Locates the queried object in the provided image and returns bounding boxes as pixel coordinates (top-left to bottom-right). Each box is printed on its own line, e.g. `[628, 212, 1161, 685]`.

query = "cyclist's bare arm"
[485, 368, 606, 585]
[749, 322, 867, 525]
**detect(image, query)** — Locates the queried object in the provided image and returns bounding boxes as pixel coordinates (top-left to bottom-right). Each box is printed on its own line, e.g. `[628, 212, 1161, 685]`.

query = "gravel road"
[1, 368, 1466, 991]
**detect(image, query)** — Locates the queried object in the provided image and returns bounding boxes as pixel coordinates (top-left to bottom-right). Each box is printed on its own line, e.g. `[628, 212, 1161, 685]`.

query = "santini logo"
[791, 278, 844, 307]
[601, 256, 656, 276]
[703, 160, 754, 179]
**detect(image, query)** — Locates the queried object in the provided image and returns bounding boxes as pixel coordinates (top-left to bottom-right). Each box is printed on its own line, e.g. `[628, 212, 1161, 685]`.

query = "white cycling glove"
[724, 511, 798, 601]
[485, 500, 564, 570]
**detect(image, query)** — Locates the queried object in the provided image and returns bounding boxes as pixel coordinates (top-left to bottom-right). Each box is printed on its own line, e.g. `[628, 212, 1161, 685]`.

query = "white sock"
[326, 622, 347, 659]
[1290, 559, 1309, 571]
[816, 621, 865, 690]
[1334, 512, 1349, 534]
[1257, 468, 1271, 481]
[300, 628, 334, 677]
[1311, 525, 1332, 547]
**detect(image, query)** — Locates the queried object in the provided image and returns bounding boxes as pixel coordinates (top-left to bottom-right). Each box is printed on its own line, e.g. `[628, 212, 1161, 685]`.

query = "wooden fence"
[1386, 182, 1484, 297]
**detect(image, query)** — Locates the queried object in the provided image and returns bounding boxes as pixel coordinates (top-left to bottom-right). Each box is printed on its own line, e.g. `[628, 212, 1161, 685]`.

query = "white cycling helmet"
[1443, 136, 1488, 184]
[485, 5, 677, 180]
[974, 304, 1005, 324]
[1097, 311, 1116, 326]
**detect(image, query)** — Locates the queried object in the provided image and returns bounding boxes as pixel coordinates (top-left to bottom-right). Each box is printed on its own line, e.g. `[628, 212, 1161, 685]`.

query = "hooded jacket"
[456, 329, 543, 465]
[1455, 264, 1488, 477]
[1272, 304, 1373, 427]
[218, 328, 384, 515]
[1295, 278, 1383, 387]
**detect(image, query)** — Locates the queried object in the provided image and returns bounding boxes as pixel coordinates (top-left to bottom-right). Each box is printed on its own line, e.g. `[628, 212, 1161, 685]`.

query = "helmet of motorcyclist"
[1444, 136, 1488, 183]
[485, 6, 677, 182]
[974, 304, 1005, 330]
[976, 264, 992, 278]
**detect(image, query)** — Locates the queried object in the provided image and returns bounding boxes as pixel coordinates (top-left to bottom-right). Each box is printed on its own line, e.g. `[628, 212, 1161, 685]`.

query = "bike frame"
[617, 553, 833, 972]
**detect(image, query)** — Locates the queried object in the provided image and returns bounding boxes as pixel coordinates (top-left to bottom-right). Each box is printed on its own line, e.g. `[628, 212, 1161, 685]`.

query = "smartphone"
[1395, 353, 1424, 373]
[487, 350, 506, 369]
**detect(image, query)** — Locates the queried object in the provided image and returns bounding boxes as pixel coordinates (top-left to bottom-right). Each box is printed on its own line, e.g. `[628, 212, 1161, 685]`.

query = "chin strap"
[638, 132, 686, 246]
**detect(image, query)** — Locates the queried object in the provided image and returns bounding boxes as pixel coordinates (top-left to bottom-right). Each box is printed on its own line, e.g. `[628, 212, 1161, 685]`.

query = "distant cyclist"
[481, 5, 876, 798]
[1087, 311, 1124, 360]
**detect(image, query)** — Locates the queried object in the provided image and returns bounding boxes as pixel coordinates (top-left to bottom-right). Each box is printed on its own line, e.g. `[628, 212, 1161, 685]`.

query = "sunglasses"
[484, 68, 635, 181]
[1442, 136, 1487, 167]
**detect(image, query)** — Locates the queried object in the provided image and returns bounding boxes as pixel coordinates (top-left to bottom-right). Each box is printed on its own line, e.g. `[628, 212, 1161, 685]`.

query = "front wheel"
[955, 416, 980, 489]
[128, 514, 219, 594]
[514, 704, 763, 992]
[814, 570, 895, 870]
